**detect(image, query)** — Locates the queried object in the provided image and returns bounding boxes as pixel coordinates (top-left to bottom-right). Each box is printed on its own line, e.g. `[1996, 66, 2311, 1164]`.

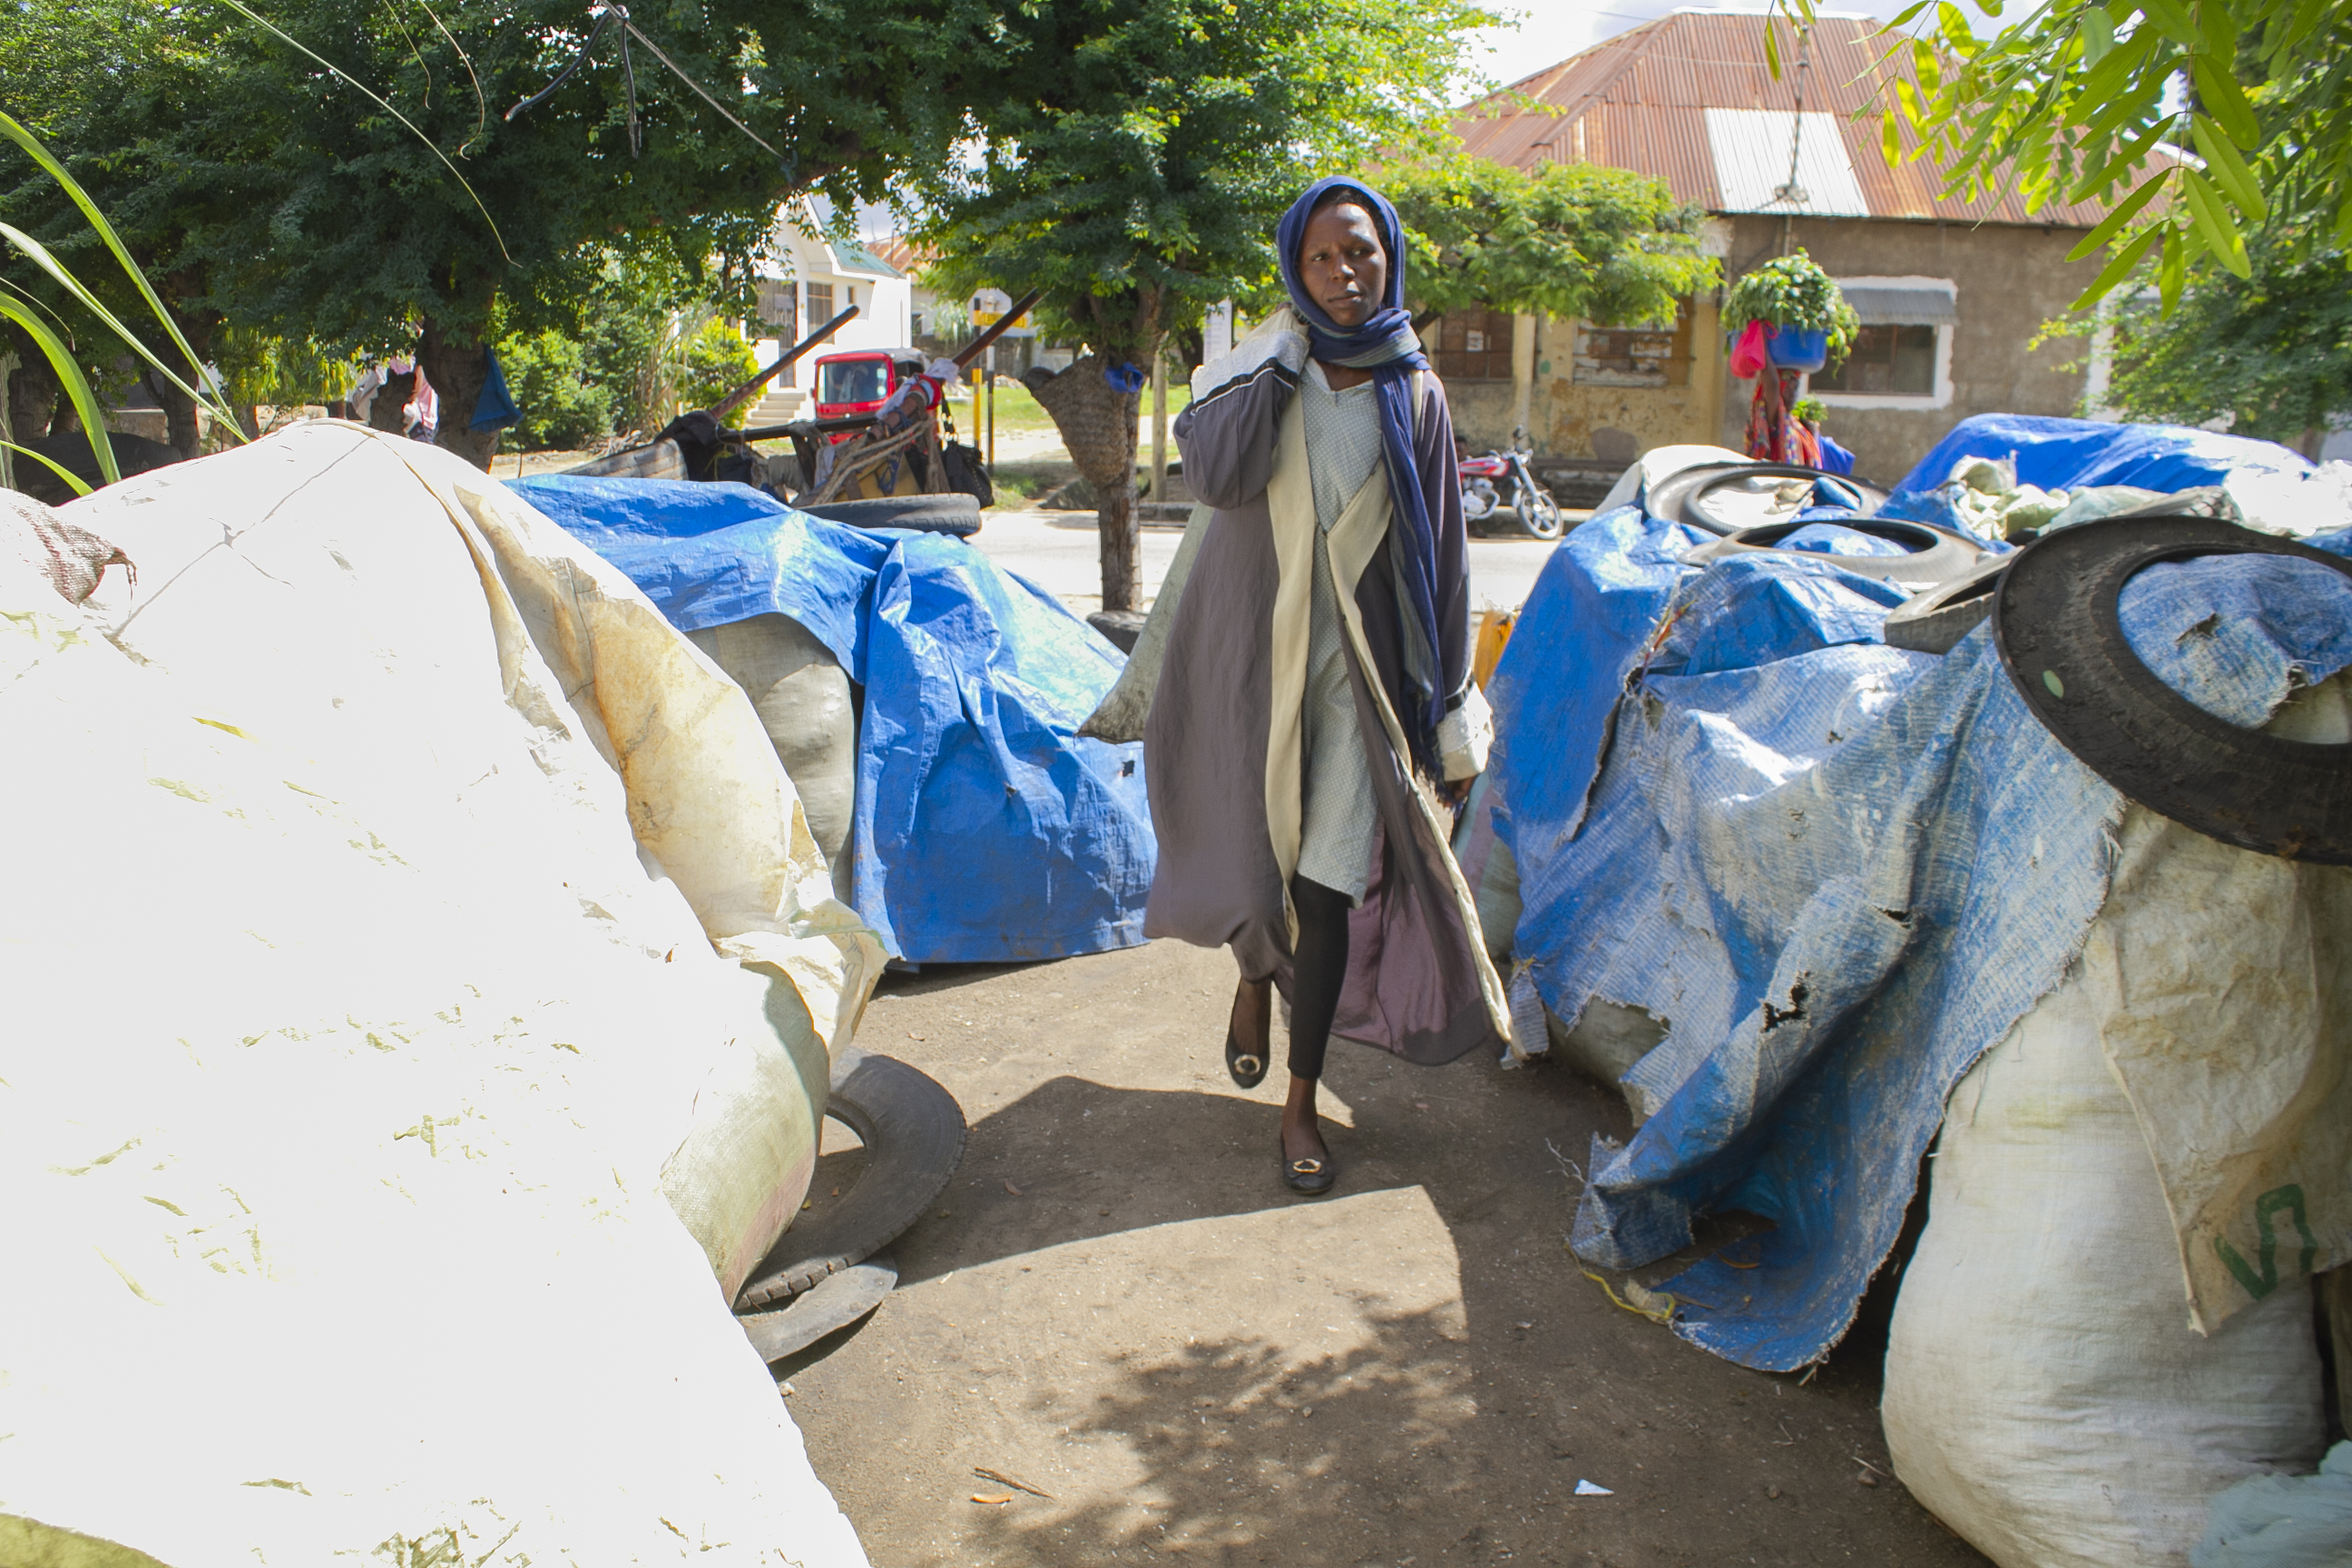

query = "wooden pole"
[1149, 350, 1168, 510]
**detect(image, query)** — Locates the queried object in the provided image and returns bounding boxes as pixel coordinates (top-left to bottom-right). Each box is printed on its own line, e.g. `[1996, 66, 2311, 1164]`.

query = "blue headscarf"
[1276, 177, 1442, 769]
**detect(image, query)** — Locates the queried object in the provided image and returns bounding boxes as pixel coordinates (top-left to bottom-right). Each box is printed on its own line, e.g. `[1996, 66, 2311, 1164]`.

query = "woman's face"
[1298, 201, 1387, 329]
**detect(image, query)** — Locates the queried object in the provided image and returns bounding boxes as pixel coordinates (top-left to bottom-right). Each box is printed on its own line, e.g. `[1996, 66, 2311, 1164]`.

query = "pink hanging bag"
[1729, 318, 1769, 379]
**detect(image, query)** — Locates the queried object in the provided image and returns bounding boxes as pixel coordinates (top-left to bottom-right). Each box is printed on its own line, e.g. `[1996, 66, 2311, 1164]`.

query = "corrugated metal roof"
[829, 237, 904, 278]
[870, 237, 935, 277]
[1453, 10, 2151, 229]
[1705, 109, 1870, 216]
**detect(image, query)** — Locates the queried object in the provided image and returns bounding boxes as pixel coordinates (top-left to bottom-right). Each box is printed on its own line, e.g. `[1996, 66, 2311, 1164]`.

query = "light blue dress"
[1294, 359, 1385, 904]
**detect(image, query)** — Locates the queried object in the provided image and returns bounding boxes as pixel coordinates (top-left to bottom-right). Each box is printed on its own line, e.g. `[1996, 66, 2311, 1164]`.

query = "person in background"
[348, 358, 436, 442]
[1143, 178, 1506, 1195]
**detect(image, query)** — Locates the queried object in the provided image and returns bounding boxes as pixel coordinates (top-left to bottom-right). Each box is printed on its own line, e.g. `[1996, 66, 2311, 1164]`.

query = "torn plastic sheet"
[1491, 495, 2352, 1369]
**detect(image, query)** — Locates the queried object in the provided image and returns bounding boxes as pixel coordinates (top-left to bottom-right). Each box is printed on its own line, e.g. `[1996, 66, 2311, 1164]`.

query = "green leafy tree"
[496, 328, 612, 451]
[1, 0, 1039, 470]
[0, 113, 248, 495]
[1381, 156, 1721, 329]
[493, 250, 716, 447]
[580, 258, 684, 436]
[677, 316, 761, 414]
[1791, 0, 2349, 451]
[0, 4, 230, 458]
[212, 328, 366, 436]
[1815, 0, 2350, 311]
[2099, 227, 2352, 453]
[916, 0, 1485, 612]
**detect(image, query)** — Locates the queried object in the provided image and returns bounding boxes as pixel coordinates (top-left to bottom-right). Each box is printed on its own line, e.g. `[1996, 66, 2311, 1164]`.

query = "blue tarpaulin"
[1489, 488, 2352, 1370]
[469, 347, 521, 434]
[510, 476, 1155, 965]
[1886, 413, 2309, 503]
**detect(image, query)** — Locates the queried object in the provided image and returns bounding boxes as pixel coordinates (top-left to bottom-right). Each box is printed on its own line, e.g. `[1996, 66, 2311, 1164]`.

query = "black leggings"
[1287, 875, 1352, 1081]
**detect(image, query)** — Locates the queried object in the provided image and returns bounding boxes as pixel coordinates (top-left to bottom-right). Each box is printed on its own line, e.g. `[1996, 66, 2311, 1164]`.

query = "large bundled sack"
[1882, 826, 2337, 1564]
[1882, 670, 2349, 1568]
[514, 474, 1153, 965]
[1876, 414, 2347, 542]
[686, 613, 860, 906]
[1885, 414, 2312, 502]
[1487, 495, 2352, 1374]
[0, 426, 880, 1565]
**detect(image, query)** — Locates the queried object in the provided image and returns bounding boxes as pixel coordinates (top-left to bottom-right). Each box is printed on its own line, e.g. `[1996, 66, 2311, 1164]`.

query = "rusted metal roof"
[868, 237, 936, 277]
[1454, 10, 2141, 229]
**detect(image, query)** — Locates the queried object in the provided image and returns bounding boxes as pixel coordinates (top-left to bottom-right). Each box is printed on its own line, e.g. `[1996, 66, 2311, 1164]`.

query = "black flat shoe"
[1280, 1140, 1336, 1195]
[1226, 1027, 1267, 1089]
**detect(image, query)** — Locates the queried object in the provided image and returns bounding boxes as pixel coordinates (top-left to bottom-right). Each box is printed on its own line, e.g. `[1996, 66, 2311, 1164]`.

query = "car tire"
[1684, 516, 1991, 587]
[799, 493, 984, 536]
[1646, 462, 1890, 536]
[737, 1253, 900, 1365]
[733, 1047, 968, 1310]
[1994, 514, 2352, 864]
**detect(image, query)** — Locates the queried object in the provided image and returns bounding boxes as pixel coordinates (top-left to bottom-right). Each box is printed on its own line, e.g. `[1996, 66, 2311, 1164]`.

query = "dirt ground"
[779, 938, 1990, 1568]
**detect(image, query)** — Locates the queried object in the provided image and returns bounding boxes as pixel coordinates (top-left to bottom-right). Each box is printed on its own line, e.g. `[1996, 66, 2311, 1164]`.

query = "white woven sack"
[1882, 838, 2328, 1566]
[1, 428, 875, 1565]
[689, 613, 859, 905]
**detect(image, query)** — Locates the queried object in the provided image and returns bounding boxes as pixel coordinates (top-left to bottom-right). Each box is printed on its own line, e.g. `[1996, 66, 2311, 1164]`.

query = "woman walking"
[1145, 178, 1509, 1193]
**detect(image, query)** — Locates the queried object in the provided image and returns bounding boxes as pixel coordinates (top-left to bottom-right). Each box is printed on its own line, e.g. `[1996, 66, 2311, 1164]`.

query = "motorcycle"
[1458, 430, 1564, 540]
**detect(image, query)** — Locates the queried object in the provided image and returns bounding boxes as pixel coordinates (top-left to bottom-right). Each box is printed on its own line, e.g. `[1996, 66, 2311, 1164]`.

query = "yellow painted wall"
[1447, 309, 1730, 461]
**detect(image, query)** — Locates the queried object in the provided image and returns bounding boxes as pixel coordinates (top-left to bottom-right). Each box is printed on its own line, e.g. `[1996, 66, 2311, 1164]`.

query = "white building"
[742, 201, 913, 423]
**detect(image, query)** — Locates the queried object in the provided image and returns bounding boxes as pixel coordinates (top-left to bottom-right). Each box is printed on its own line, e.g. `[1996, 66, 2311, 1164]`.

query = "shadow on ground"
[783, 943, 1984, 1568]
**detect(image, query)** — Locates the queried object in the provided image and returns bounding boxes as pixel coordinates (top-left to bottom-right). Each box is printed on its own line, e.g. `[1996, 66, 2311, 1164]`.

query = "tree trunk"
[7, 353, 57, 439]
[418, 318, 500, 470]
[368, 374, 414, 434]
[1024, 352, 1144, 611]
[155, 309, 215, 460]
[149, 368, 202, 461]
[1099, 475, 1142, 611]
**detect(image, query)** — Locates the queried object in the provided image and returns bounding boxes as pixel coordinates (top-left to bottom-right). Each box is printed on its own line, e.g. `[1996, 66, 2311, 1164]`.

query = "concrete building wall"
[1448, 307, 1727, 459]
[748, 210, 913, 403]
[1715, 216, 2101, 483]
[1445, 216, 2102, 485]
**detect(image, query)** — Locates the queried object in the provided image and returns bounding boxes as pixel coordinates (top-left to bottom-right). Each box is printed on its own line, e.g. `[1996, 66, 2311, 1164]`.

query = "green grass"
[987, 459, 1075, 501]
[943, 379, 1193, 436]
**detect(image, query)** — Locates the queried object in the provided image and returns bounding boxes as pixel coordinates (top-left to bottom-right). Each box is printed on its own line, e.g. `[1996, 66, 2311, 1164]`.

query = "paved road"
[972, 507, 1571, 618]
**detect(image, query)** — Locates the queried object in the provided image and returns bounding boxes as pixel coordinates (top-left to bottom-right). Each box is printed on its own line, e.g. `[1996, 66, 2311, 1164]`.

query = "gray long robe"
[1142, 318, 1509, 1065]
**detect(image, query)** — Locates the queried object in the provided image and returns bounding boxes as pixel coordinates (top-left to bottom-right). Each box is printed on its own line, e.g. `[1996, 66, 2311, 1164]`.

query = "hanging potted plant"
[1726, 250, 1860, 373]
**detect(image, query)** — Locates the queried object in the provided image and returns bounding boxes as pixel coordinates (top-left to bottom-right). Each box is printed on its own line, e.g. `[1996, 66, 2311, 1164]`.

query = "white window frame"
[1803, 277, 1955, 411]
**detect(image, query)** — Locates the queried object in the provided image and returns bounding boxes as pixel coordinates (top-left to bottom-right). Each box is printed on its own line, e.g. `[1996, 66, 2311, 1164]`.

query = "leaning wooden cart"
[562, 290, 1039, 534]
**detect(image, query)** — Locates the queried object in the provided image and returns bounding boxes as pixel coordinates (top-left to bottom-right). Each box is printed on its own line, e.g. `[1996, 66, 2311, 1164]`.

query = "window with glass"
[818, 358, 888, 405]
[805, 281, 835, 331]
[1432, 309, 1514, 382]
[756, 281, 798, 337]
[1574, 309, 1690, 387]
[1811, 325, 1938, 396]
